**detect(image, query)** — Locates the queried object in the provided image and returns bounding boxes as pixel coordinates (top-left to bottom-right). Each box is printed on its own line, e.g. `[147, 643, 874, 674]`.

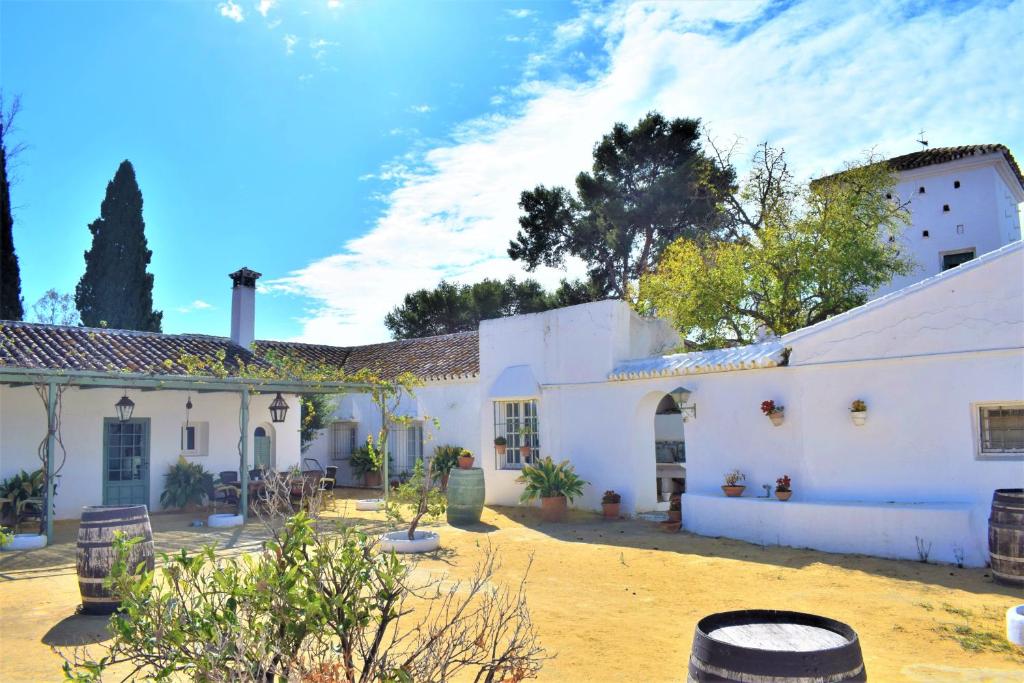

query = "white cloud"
[327, 0, 341, 8]
[218, 1, 245, 22]
[256, 0, 276, 18]
[283, 34, 298, 54]
[409, 104, 433, 114]
[310, 38, 339, 60]
[176, 300, 214, 314]
[507, 9, 534, 19]
[266, 0, 1024, 345]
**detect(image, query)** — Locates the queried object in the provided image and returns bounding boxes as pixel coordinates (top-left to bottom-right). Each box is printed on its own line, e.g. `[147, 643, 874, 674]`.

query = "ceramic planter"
[851, 411, 867, 426]
[540, 495, 568, 522]
[495, 444, 507, 456]
[207, 513, 244, 528]
[775, 490, 792, 501]
[379, 530, 440, 554]
[768, 411, 785, 427]
[457, 454, 475, 470]
[1, 533, 47, 551]
[519, 445, 532, 462]
[355, 498, 384, 511]
[722, 485, 746, 497]
[602, 502, 621, 519]
[364, 471, 382, 488]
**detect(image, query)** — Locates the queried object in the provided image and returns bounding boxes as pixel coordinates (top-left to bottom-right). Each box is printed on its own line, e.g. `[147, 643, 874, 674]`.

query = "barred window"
[978, 405, 1024, 456]
[494, 400, 539, 469]
[329, 422, 357, 461]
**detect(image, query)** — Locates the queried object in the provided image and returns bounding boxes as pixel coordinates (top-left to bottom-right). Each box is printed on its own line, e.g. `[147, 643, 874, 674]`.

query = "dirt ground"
[1, 490, 1022, 682]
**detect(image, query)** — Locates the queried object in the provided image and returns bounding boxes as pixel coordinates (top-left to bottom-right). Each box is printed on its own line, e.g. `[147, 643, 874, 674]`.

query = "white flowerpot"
[379, 530, 440, 554]
[1008, 605, 1024, 647]
[355, 498, 385, 511]
[768, 412, 785, 427]
[207, 513, 244, 528]
[851, 411, 867, 426]
[1, 533, 48, 551]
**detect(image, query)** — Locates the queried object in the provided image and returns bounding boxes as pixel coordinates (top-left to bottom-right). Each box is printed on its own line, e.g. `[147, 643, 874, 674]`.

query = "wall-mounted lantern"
[269, 392, 290, 423]
[669, 386, 696, 422]
[114, 392, 136, 422]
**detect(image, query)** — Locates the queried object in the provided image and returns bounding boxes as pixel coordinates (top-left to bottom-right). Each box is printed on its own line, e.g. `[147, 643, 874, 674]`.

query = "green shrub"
[159, 457, 213, 510]
[1, 469, 45, 506]
[385, 459, 447, 540]
[517, 457, 587, 504]
[350, 435, 385, 478]
[431, 444, 462, 480]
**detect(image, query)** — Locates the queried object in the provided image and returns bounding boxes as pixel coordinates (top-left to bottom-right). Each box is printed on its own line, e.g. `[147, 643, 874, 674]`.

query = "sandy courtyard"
[1, 491, 1022, 682]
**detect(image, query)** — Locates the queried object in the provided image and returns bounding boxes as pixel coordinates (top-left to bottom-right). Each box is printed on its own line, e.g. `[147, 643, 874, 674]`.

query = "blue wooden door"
[254, 427, 273, 470]
[103, 418, 151, 507]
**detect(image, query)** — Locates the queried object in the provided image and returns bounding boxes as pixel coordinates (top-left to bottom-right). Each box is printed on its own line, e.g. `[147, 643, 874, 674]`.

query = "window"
[977, 404, 1024, 458]
[180, 421, 209, 456]
[388, 422, 424, 474]
[943, 204, 950, 212]
[493, 399, 539, 469]
[918, 186, 926, 194]
[329, 421, 357, 461]
[942, 249, 975, 271]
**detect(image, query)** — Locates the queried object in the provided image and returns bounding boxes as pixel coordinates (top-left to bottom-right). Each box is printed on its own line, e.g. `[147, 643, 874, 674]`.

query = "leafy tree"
[75, 160, 162, 331]
[30, 289, 81, 325]
[0, 94, 24, 321]
[639, 146, 914, 349]
[299, 393, 336, 452]
[508, 112, 733, 299]
[384, 276, 598, 339]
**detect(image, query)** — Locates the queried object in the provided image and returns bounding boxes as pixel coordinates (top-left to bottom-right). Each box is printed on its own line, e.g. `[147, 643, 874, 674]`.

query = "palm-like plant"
[430, 445, 462, 481]
[516, 457, 587, 503]
[160, 457, 213, 509]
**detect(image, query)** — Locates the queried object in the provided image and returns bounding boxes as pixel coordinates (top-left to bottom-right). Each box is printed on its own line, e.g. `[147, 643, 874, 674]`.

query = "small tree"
[299, 393, 335, 452]
[30, 289, 81, 325]
[385, 459, 447, 540]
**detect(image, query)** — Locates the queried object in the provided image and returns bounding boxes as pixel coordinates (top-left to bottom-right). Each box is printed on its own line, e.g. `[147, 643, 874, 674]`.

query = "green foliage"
[0, 525, 12, 548]
[639, 145, 914, 348]
[1, 468, 44, 506]
[384, 275, 599, 339]
[299, 393, 336, 452]
[159, 456, 213, 510]
[350, 434, 385, 478]
[385, 459, 447, 540]
[430, 444, 462, 479]
[75, 160, 163, 331]
[508, 112, 733, 299]
[61, 513, 547, 681]
[516, 457, 588, 504]
[0, 94, 24, 321]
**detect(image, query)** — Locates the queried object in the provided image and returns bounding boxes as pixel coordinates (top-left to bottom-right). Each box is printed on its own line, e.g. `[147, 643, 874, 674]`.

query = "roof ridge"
[0, 319, 232, 341]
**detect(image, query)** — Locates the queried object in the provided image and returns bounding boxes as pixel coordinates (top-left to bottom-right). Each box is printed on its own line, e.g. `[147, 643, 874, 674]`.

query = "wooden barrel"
[76, 505, 155, 615]
[989, 488, 1024, 586]
[688, 610, 866, 682]
[446, 468, 485, 525]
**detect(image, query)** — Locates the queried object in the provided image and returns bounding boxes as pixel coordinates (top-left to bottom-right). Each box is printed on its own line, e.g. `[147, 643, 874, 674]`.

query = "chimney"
[229, 267, 261, 348]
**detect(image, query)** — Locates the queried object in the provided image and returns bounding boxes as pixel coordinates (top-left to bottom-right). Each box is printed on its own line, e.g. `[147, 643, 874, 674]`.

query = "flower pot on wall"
[519, 445, 532, 462]
[851, 411, 867, 427]
[722, 485, 746, 497]
[540, 495, 567, 522]
[457, 453, 474, 470]
[602, 502, 621, 519]
[495, 444, 507, 457]
[768, 412, 785, 427]
[776, 491, 792, 501]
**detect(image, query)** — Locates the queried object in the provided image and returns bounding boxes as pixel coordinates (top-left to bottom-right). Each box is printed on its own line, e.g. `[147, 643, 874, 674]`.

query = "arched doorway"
[654, 394, 685, 504]
[254, 424, 275, 471]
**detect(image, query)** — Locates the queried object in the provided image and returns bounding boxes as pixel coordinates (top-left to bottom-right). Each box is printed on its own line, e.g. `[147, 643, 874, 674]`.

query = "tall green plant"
[384, 459, 446, 540]
[516, 457, 587, 503]
[430, 444, 462, 482]
[159, 457, 213, 510]
[1, 468, 44, 505]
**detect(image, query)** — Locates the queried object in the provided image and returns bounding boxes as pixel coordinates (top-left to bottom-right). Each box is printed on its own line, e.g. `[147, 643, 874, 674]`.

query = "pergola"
[0, 366, 373, 542]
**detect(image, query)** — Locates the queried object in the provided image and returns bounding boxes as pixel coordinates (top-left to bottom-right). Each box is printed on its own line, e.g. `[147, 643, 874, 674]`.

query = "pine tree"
[0, 95, 24, 321]
[75, 160, 162, 331]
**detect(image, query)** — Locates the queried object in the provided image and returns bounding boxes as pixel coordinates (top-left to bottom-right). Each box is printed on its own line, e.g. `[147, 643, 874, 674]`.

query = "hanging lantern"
[269, 392, 290, 423]
[115, 392, 136, 422]
[185, 395, 193, 429]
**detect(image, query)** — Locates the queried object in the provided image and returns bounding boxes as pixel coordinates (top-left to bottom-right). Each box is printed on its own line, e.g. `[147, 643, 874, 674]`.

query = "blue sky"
[3, 0, 1022, 344]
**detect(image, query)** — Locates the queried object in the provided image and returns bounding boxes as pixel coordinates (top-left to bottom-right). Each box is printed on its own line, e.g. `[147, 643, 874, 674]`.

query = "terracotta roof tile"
[815, 144, 1022, 190]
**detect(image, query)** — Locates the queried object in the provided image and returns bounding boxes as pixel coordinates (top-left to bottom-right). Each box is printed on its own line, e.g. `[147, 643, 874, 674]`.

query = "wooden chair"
[214, 471, 241, 511]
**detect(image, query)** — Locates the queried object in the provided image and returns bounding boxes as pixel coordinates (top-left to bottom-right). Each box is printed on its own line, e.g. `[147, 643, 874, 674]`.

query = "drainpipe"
[45, 381, 57, 544]
[239, 388, 249, 519]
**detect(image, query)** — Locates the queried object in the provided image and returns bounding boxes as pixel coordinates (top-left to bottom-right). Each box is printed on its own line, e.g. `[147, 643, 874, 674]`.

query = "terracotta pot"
[495, 444, 507, 456]
[519, 445, 532, 461]
[602, 502, 620, 519]
[851, 411, 867, 426]
[364, 471, 382, 488]
[458, 454, 474, 470]
[540, 495, 567, 522]
[775, 490, 792, 501]
[768, 412, 785, 427]
[667, 509, 681, 522]
[722, 485, 745, 497]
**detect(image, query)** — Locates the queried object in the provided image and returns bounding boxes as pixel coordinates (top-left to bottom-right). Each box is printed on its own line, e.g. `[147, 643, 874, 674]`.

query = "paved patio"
[1, 489, 1021, 682]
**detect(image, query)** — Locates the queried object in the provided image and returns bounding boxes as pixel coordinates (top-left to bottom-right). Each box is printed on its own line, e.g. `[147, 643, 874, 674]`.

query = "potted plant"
[775, 475, 792, 501]
[601, 490, 621, 519]
[517, 456, 588, 523]
[457, 449, 475, 470]
[761, 400, 785, 426]
[430, 445, 460, 490]
[494, 436, 507, 457]
[667, 493, 681, 522]
[351, 437, 383, 488]
[381, 459, 446, 553]
[160, 457, 213, 512]
[850, 399, 868, 426]
[517, 424, 532, 462]
[722, 469, 746, 497]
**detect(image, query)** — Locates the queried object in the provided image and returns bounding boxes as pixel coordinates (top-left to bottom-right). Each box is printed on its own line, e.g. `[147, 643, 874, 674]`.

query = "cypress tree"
[0, 97, 24, 321]
[75, 160, 162, 331]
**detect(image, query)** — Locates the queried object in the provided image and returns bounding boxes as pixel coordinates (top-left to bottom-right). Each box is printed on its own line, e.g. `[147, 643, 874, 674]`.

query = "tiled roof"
[608, 340, 787, 381]
[0, 322, 265, 375]
[816, 144, 1023, 190]
[256, 330, 479, 381]
[0, 321, 479, 382]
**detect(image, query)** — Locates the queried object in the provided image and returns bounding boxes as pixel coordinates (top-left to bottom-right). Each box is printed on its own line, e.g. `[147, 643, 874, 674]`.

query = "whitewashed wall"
[0, 386, 301, 519]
